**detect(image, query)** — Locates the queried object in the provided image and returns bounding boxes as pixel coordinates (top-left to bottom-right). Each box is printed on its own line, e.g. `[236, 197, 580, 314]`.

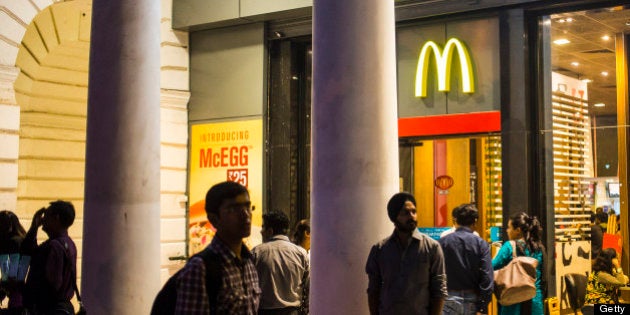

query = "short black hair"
[48, 200, 75, 228]
[263, 211, 289, 236]
[387, 192, 416, 222]
[595, 212, 608, 223]
[205, 181, 249, 216]
[292, 219, 310, 245]
[453, 203, 478, 226]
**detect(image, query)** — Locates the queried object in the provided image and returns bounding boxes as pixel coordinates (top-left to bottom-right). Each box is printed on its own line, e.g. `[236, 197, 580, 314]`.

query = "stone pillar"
[83, 0, 161, 314]
[311, 1, 399, 314]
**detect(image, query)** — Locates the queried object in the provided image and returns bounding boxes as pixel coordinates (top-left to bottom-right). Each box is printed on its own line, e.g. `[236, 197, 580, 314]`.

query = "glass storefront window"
[547, 7, 628, 242]
[545, 7, 629, 307]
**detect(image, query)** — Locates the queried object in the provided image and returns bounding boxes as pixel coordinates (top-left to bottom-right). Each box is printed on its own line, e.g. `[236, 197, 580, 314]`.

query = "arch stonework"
[0, 0, 190, 290]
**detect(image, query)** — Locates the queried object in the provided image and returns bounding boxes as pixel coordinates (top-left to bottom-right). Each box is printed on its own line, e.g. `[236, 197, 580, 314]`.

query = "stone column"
[83, 0, 161, 314]
[311, 1, 399, 314]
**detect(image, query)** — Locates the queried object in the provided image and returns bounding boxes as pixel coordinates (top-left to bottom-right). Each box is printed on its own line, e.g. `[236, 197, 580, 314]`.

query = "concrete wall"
[173, 0, 311, 30]
[189, 23, 265, 121]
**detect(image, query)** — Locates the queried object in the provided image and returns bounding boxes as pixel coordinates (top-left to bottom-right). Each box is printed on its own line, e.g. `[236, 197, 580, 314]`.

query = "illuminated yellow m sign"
[415, 38, 475, 98]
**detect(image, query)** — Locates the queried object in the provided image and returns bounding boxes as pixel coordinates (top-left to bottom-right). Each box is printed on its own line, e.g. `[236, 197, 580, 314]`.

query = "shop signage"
[434, 175, 454, 190]
[415, 38, 475, 97]
[188, 119, 263, 254]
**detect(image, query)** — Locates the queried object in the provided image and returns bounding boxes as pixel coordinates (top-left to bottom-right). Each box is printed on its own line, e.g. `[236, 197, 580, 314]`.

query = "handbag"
[494, 240, 539, 306]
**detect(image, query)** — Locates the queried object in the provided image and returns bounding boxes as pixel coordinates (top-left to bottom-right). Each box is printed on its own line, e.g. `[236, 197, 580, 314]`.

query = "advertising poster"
[188, 119, 263, 255]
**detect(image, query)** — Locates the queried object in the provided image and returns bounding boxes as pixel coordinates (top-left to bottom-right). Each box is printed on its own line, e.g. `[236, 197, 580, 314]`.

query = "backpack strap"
[194, 247, 223, 314]
[53, 239, 85, 311]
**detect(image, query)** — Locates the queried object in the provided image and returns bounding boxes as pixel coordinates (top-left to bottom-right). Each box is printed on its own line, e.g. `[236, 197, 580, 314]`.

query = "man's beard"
[395, 219, 417, 233]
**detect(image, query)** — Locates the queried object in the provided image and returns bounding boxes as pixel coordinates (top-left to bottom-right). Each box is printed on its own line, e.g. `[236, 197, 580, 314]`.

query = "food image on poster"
[188, 119, 263, 255]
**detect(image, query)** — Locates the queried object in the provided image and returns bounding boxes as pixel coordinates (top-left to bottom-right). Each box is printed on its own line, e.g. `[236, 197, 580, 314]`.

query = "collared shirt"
[22, 231, 77, 309]
[174, 237, 260, 314]
[252, 235, 310, 310]
[366, 229, 448, 315]
[438, 226, 493, 314]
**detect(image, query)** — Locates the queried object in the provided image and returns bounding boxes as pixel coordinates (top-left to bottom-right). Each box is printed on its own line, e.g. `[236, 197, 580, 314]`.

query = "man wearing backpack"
[21, 200, 78, 315]
[153, 181, 260, 314]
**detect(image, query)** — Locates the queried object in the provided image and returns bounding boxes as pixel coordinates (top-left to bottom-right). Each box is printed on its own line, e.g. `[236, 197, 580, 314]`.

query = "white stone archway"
[1, 0, 190, 299]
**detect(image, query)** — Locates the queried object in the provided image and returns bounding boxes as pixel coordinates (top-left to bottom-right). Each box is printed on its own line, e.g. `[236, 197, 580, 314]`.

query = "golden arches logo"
[415, 38, 475, 98]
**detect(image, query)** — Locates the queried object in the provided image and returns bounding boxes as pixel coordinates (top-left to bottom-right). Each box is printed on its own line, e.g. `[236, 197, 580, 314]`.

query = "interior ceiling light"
[602, 35, 611, 41]
[601, 71, 609, 76]
[553, 38, 571, 45]
[557, 18, 566, 23]
[594, 103, 605, 107]
[571, 62, 579, 66]
[581, 79, 592, 83]
[566, 18, 574, 22]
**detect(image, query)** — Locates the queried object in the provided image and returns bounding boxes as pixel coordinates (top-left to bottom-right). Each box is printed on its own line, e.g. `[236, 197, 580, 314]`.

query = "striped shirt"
[175, 237, 260, 314]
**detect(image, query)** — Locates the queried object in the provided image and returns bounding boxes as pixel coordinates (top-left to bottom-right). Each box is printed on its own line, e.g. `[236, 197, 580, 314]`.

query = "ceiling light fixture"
[594, 103, 605, 107]
[601, 71, 608, 76]
[553, 39, 571, 45]
[566, 18, 574, 22]
[571, 62, 579, 66]
[602, 35, 611, 41]
[557, 19, 566, 23]
[581, 79, 592, 83]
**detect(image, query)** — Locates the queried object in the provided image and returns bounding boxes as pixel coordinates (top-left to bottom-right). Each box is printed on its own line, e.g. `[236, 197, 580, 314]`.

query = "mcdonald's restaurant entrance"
[398, 134, 503, 241]
[396, 15, 503, 240]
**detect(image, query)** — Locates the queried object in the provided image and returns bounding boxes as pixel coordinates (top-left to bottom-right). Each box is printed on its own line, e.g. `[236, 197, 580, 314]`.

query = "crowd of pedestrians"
[364, 192, 547, 315]
[152, 181, 310, 315]
[3, 182, 627, 315]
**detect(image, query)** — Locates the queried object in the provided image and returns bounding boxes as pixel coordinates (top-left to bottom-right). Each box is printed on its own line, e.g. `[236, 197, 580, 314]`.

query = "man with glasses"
[173, 181, 260, 314]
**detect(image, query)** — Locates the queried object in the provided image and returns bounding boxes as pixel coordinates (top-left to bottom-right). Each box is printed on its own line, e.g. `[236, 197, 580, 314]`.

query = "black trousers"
[26, 301, 74, 315]
[258, 307, 300, 315]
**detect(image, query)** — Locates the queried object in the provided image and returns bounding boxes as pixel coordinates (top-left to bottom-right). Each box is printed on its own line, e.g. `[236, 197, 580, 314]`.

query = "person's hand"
[612, 258, 620, 268]
[30, 207, 46, 229]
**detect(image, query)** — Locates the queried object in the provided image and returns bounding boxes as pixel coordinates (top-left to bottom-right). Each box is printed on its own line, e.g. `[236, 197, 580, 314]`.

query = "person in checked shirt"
[174, 181, 261, 314]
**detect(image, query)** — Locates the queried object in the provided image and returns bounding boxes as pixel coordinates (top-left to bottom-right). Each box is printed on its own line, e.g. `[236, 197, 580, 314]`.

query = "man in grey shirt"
[252, 211, 309, 315]
[365, 192, 448, 315]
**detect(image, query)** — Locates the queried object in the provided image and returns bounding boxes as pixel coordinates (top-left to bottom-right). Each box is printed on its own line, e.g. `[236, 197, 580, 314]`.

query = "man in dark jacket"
[22, 200, 77, 315]
[438, 204, 493, 315]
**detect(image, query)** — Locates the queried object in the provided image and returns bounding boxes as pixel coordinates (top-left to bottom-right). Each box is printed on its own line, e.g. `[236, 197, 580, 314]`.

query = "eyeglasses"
[222, 202, 253, 214]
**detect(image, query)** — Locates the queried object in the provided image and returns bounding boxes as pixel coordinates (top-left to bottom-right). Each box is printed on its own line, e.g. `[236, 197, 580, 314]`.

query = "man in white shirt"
[252, 211, 310, 315]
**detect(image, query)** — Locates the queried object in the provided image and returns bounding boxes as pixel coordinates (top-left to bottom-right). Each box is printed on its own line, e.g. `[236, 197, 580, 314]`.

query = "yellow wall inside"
[412, 138, 471, 227]
[445, 138, 471, 226]
[414, 141, 435, 227]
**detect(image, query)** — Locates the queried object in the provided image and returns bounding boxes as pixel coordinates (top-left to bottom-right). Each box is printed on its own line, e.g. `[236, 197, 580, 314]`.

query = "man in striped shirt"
[174, 181, 261, 314]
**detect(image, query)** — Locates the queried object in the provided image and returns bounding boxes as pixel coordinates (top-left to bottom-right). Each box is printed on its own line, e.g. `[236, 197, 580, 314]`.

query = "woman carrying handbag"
[492, 212, 545, 315]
